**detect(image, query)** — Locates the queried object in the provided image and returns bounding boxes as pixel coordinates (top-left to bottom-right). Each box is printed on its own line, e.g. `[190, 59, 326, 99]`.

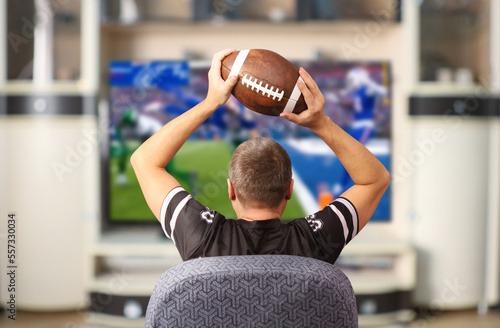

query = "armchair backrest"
[145, 255, 358, 328]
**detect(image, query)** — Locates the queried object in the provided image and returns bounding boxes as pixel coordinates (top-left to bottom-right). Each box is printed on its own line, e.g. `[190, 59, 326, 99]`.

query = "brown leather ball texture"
[221, 49, 307, 116]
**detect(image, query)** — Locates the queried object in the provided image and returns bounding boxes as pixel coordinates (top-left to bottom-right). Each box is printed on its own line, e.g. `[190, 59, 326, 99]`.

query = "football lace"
[241, 74, 284, 101]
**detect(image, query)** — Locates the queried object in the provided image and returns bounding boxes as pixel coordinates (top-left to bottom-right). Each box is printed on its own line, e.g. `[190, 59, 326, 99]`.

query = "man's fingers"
[299, 67, 316, 88]
[298, 68, 325, 111]
[210, 49, 236, 80]
[280, 111, 300, 124]
[228, 74, 238, 85]
[212, 49, 235, 68]
[299, 68, 321, 98]
[224, 75, 238, 91]
[218, 48, 236, 58]
[297, 77, 314, 105]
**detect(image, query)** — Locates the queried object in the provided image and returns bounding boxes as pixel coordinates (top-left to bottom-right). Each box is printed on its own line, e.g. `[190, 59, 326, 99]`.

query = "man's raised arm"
[280, 67, 390, 231]
[130, 49, 238, 220]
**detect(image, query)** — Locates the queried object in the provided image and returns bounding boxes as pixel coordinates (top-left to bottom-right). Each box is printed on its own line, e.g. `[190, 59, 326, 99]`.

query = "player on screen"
[164, 86, 258, 143]
[114, 108, 163, 186]
[114, 108, 194, 190]
[344, 66, 387, 143]
[130, 49, 390, 264]
[332, 66, 388, 197]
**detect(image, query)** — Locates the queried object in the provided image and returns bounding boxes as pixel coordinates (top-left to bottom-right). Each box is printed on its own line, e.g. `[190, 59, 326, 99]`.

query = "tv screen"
[107, 59, 391, 224]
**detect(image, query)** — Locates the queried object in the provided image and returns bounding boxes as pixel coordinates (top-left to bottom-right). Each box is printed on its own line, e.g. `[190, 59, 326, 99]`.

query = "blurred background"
[0, 0, 499, 327]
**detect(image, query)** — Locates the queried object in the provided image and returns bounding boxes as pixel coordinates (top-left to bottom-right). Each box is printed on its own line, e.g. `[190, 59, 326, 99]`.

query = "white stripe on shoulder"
[328, 204, 349, 245]
[160, 186, 185, 238]
[229, 49, 250, 78]
[335, 198, 358, 238]
[170, 194, 193, 245]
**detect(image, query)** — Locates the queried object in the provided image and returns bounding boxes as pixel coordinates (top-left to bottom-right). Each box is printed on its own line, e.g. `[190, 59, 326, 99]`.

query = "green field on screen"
[110, 140, 307, 222]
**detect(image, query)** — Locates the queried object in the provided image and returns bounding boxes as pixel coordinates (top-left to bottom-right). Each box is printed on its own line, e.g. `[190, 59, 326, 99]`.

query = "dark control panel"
[0, 94, 96, 116]
[409, 95, 500, 117]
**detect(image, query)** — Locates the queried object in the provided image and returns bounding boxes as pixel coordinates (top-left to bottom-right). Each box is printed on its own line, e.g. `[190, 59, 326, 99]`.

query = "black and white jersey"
[160, 186, 359, 264]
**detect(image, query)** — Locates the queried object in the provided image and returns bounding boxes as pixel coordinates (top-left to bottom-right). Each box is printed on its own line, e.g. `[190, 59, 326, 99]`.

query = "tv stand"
[85, 229, 182, 327]
[341, 229, 417, 326]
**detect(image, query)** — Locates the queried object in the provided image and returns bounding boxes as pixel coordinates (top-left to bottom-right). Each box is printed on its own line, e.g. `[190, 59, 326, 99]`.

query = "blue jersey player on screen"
[333, 66, 388, 197]
[164, 87, 258, 144]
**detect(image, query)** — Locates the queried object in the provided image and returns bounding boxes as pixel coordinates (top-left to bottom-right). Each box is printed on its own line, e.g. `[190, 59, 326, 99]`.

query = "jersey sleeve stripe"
[170, 194, 193, 246]
[328, 204, 349, 246]
[335, 197, 359, 238]
[160, 186, 185, 238]
[331, 200, 354, 243]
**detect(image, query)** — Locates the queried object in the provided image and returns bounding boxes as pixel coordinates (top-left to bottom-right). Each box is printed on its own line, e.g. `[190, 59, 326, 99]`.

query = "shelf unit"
[85, 230, 182, 327]
[100, 0, 401, 25]
[405, 0, 500, 312]
[342, 232, 416, 326]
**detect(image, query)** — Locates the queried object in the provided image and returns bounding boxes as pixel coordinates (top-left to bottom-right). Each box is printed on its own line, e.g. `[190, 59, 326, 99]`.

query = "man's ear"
[285, 179, 294, 200]
[228, 179, 236, 200]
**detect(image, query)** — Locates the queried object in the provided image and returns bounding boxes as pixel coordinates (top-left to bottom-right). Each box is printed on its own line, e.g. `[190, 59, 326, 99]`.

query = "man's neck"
[237, 207, 282, 222]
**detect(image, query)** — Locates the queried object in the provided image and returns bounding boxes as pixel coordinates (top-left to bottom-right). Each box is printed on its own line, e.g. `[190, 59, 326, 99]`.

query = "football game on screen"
[107, 60, 391, 223]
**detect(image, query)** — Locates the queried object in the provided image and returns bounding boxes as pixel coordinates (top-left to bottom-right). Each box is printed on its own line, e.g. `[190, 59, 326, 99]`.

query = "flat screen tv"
[105, 59, 391, 224]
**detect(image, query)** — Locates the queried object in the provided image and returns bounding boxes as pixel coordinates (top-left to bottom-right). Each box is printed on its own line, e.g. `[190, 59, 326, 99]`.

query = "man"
[131, 49, 390, 264]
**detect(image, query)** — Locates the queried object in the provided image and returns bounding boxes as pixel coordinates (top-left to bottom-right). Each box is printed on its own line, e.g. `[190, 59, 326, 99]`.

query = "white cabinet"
[406, 0, 500, 311]
[85, 230, 181, 327]
[342, 232, 416, 326]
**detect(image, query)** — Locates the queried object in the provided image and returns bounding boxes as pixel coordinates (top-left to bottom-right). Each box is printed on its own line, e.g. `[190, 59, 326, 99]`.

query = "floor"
[1, 309, 500, 328]
[407, 309, 500, 328]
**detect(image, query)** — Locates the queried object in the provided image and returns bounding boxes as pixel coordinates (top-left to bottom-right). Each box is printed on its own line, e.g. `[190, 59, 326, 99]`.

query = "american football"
[221, 49, 307, 116]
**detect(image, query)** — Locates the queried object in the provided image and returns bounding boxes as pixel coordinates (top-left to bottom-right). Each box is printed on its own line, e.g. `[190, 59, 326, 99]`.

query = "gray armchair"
[145, 255, 358, 328]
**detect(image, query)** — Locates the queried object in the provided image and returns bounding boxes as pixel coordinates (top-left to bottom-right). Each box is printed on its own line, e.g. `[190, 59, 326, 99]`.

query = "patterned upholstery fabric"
[145, 255, 358, 328]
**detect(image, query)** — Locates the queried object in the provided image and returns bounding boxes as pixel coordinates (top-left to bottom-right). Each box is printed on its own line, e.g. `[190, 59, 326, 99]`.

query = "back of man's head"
[229, 137, 292, 209]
